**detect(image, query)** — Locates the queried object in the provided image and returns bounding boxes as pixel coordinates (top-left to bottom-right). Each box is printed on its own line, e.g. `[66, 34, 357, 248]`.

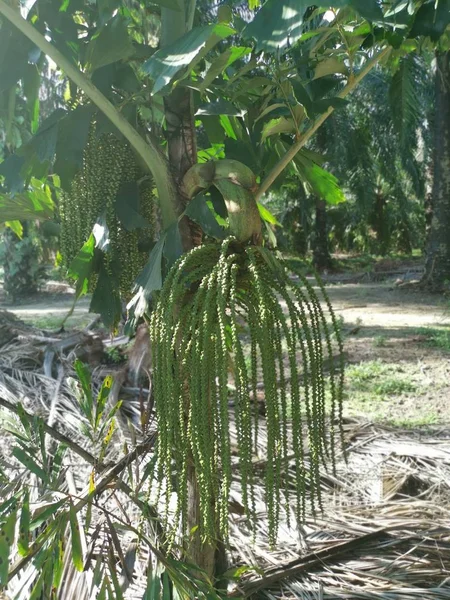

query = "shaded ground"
[0, 279, 92, 330]
[1, 260, 449, 426]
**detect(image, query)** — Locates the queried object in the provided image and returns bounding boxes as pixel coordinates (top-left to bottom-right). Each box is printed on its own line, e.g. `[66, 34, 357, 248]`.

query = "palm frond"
[389, 54, 426, 150]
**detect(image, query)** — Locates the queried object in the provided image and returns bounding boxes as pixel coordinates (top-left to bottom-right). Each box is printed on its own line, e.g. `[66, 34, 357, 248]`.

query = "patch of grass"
[45, 264, 67, 282]
[334, 254, 375, 273]
[390, 412, 440, 429]
[20, 313, 93, 331]
[340, 360, 443, 426]
[346, 360, 417, 400]
[373, 378, 416, 396]
[414, 327, 450, 352]
[282, 255, 312, 276]
[334, 251, 423, 274]
[346, 360, 390, 384]
[20, 315, 64, 330]
[373, 335, 388, 347]
[282, 251, 423, 277]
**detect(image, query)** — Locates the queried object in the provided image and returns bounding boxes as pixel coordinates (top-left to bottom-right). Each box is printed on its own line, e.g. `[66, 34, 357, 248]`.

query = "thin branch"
[256, 46, 391, 201]
[0, 0, 178, 229]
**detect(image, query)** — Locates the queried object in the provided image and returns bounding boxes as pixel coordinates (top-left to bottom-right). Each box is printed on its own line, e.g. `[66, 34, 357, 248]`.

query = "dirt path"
[328, 281, 450, 330]
[2, 273, 449, 427]
[0, 281, 91, 330]
[325, 281, 450, 427]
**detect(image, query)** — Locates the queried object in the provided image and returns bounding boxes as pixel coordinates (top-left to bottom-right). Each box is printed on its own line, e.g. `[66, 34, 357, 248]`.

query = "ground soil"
[324, 275, 450, 426]
[1, 263, 449, 426]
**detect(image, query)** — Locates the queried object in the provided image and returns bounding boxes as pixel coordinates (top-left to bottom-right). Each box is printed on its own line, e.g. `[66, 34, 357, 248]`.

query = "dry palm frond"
[228, 420, 450, 600]
[1, 321, 450, 598]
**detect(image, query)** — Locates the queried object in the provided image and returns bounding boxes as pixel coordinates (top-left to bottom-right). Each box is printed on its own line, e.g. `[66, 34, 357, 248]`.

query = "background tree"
[276, 57, 433, 261]
[0, 40, 64, 299]
[0, 0, 448, 595]
[423, 49, 450, 290]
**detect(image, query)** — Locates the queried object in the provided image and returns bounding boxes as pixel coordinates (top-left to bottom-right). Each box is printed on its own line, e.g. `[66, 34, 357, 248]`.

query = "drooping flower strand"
[149, 238, 344, 544]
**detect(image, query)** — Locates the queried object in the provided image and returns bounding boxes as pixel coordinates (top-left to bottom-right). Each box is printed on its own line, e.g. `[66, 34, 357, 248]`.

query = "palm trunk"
[398, 221, 413, 255]
[161, 2, 218, 581]
[372, 190, 389, 255]
[161, 5, 202, 251]
[312, 198, 333, 271]
[423, 50, 450, 290]
[424, 104, 435, 251]
[312, 126, 333, 271]
[3, 223, 40, 300]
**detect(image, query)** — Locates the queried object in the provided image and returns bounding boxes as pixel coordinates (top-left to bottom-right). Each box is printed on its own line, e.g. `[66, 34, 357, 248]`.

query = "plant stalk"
[160, 0, 215, 579]
[256, 46, 391, 201]
[0, 0, 178, 229]
[161, 0, 202, 250]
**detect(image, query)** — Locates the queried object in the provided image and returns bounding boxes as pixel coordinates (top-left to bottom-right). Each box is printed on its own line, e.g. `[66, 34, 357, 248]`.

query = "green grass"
[342, 360, 424, 424]
[282, 250, 423, 276]
[282, 255, 312, 276]
[335, 250, 423, 272]
[373, 335, 388, 347]
[373, 377, 416, 396]
[389, 412, 440, 429]
[346, 361, 416, 396]
[334, 254, 375, 273]
[20, 313, 93, 331]
[283, 360, 424, 425]
[414, 327, 450, 352]
[341, 358, 448, 427]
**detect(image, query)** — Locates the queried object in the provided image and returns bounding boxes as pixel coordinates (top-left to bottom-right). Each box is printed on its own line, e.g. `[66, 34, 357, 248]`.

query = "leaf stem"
[256, 46, 390, 201]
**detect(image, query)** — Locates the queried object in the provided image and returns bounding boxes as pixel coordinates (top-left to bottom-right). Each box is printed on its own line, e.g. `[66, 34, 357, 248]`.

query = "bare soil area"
[1, 266, 449, 427]
[327, 279, 450, 426]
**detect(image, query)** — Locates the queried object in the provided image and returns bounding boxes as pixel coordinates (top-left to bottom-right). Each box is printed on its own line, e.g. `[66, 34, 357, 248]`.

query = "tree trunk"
[291, 185, 308, 256]
[161, 2, 218, 581]
[3, 223, 40, 300]
[398, 221, 413, 255]
[161, 5, 202, 251]
[423, 50, 450, 290]
[424, 103, 435, 252]
[372, 190, 389, 255]
[312, 198, 333, 271]
[312, 125, 333, 271]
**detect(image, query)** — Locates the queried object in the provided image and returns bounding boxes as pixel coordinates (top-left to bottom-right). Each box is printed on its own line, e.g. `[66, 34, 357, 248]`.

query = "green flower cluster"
[150, 238, 344, 545]
[59, 123, 156, 298]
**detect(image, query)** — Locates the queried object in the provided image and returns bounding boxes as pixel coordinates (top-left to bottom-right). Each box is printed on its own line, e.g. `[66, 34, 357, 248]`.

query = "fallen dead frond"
[228, 421, 450, 599]
[1, 325, 450, 599]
